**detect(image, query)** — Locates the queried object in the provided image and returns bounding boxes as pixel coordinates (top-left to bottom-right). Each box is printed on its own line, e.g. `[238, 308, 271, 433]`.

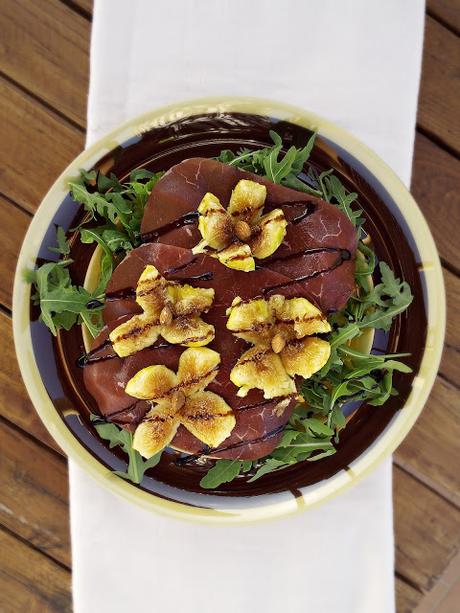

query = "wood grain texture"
[69, 0, 93, 18]
[418, 17, 460, 153]
[441, 268, 460, 387]
[412, 132, 460, 271]
[0, 196, 30, 310]
[0, 310, 62, 453]
[0, 76, 83, 213]
[0, 0, 89, 127]
[0, 527, 71, 613]
[395, 376, 460, 508]
[394, 466, 460, 592]
[0, 419, 69, 566]
[0, 2, 458, 611]
[427, 0, 460, 34]
[396, 577, 423, 613]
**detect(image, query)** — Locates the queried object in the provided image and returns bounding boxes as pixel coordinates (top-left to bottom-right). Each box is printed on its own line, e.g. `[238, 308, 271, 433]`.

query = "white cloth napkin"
[70, 1, 425, 611]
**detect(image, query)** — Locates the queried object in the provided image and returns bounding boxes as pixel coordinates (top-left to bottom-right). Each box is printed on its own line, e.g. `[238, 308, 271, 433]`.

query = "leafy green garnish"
[48, 226, 71, 256]
[201, 134, 414, 487]
[200, 459, 246, 489]
[26, 169, 164, 336]
[217, 130, 321, 196]
[25, 131, 414, 490]
[90, 415, 162, 484]
[69, 169, 164, 244]
[27, 246, 103, 337]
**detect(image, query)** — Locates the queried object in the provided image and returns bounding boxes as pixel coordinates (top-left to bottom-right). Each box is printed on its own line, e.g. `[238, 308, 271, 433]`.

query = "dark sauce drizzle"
[139, 200, 315, 246]
[87, 299, 104, 310]
[77, 340, 171, 367]
[176, 424, 285, 466]
[263, 250, 351, 295]
[265, 246, 350, 266]
[105, 287, 137, 302]
[140, 211, 199, 243]
[265, 199, 316, 224]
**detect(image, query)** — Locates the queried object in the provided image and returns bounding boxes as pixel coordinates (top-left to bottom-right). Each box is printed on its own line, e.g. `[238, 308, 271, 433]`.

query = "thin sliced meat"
[141, 157, 357, 312]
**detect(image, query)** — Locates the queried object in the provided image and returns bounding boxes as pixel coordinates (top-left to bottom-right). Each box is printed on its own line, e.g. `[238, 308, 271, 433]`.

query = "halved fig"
[125, 364, 178, 401]
[230, 346, 297, 399]
[166, 284, 214, 316]
[226, 294, 330, 345]
[126, 347, 234, 456]
[226, 297, 273, 345]
[281, 337, 331, 379]
[109, 314, 160, 358]
[274, 297, 331, 337]
[249, 209, 287, 259]
[193, 192, 233, 252]
[109, 264, 215, 356]
[217, 243, 255, 272]
[135, 265, 168, 315]
[227, 179, 266, 223]
[192, 179, 286, 272]
[161, 316, 215, 347]
[132, 405, 180, 458]
[180, 391, 235, 448]
[176, 347, 220, 395]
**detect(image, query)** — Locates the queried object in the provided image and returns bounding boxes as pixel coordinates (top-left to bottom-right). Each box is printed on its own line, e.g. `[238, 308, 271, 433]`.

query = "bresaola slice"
[84, 159, 358, 461]
[84, 242, 317, 459]
[141, 157, 357, 313]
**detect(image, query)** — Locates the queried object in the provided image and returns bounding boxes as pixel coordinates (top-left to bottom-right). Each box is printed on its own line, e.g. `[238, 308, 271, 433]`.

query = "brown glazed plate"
[13, 98, 445, 523]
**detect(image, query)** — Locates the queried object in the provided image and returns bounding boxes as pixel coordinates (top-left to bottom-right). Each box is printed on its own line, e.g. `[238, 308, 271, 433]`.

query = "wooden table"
[0, 2, 459, 611]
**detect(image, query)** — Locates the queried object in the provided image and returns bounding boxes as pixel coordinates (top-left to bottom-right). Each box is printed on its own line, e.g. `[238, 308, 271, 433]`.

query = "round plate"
[13, 97, 445, 523]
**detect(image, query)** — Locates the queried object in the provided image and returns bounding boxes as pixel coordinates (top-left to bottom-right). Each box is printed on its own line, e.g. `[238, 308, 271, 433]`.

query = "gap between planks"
[0, 523, 70, 573]
[0, 70, 85, 134]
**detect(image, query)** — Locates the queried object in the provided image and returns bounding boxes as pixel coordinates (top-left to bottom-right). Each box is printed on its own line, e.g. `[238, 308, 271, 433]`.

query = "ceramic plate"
[13, 98, 445, 523]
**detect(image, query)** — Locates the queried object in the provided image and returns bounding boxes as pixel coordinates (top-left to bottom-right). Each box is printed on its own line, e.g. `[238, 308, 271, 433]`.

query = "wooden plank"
[427, 0, 460, 34]
[0, 310, 62, 454]
[412, 132, 460, 271]
[0, 76, 84, 213]
[0, 419, 70, 567]
[418, 17, 460, 154]
[394, 466, 460, 592]
[70, 0, 93, 17]
[395, 576, 423, 613]
[0, 0, 89, 128]
[0, 196, 30, 310]
[0, 527, 71, 612]
[395, 376, 460, 508]
[441, 268, 460, 386]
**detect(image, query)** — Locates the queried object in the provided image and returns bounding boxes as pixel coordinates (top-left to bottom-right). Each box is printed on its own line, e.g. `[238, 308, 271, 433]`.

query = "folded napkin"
[70, 1, 425, 611]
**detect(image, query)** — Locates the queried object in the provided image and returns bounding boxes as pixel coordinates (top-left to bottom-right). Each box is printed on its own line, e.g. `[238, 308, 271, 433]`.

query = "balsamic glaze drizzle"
[265, 246, 350, 266]
[77, 340, 171, 367]
[262, 250, 351, 295]
[265, 199, 316, 224]
[175, 424, 285, 466]
[140, 211, 199, 243]
[86, 299, 104, 310]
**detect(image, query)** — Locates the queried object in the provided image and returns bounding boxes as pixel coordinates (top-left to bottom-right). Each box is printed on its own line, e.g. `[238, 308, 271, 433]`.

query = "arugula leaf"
[26, 170, 165, 337]
[29, 259, 103, 337]
[48, 226, 71, 256]
[91, 415, 162, 484]
[199, 459, 244, 489]
[200, 135, 415, 488]
[356, 263, 413, 332]
[248, 459, 287, 482]
[69, 169, 164, 243]
[217, 130, 321, 195]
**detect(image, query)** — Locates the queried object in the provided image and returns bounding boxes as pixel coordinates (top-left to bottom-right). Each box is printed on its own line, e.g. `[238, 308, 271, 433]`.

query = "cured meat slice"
[141, 158, 357, 312]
